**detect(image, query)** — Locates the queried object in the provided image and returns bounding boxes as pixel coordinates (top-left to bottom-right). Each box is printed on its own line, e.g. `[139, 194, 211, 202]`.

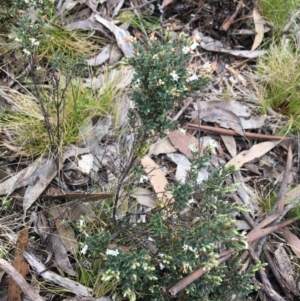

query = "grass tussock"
[255, 42, 300, 134]
[257, 0, 299, 31]
[0, 71, 124, 157]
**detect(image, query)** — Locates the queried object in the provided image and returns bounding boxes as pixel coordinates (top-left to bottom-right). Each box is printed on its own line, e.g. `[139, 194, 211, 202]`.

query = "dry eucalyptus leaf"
[251, 8, 265, 51]
[221, 135, 236, 158]
[56, 219, 79, 255]
[281, 228, 300, 258]
[168, 130, 199, 158]
[141, 155, 173, 202]
[192, 108, 244, 136]
[86, 45, 112, 66]
[192, 100, 251, 117]
[193, 29, 267, 58]
[93, 14, 134, 57]
[23, 158, 57, 213]
[0, 160, 40, 195]
[167, 153, 191, 183]
[226, 141, 279, 168]
[48, 203, 98, 223]
[65, 19, 105, 31]
[162, 0, 176, 9]
[240, 116, 265, 129]
[274, 244, 299, 295]
[57, 0, 79, 16]
[8, 225, 29, 301]
[51, 231, 76, 276]
[148, 137, 177, 156]
[131, 187, 157, 208]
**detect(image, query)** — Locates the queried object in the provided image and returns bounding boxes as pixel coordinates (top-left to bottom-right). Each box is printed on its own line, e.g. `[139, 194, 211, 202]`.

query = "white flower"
[157, 79, 165, 86]
[207, 139, 218, 149]
[182, 46, 190, 54]
[159, 262, 165, 270]
[79, 218, 85, 228]
[202, 62, 211, 69]
[189, 73, 198, 81]
[188, 144, 198, 153]
[190, 41, 199, 50]
[81, 244, 88, 254]
[30, 38, 40, 47]
[129, 100, 135, 109]
[134, 79, 140, 88]
[188, 246, 197, 253]
[23, 49, 31, 56]
[170, 70, 179, 81]
[139, 175, 149, 183]
[188, 198, 196, 204]
[15, 37, 22, 42]
[105, 249, 119, 256]
[182, 244, 189, 251]
[179, 128, 186, 134]
[148, 236, 154, 242]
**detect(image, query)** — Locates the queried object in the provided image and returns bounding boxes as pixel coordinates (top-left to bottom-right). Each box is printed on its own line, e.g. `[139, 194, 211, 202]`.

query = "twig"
[167, 252, 233, 296]
[220, 1, 243, 31]
[23, 250, 92, 296]
[185, 123, 292, 141]
[0, 258, 45, 301]
[248, 246, 285, 301]
[255, 142, 294, 254]
[252, 279, 285, 301]
[172, 98, 193, 121]
[264, 246, 294, 300]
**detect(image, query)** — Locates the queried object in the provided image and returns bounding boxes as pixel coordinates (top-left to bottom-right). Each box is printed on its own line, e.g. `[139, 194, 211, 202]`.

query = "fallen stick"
[0, 258, 45, 301]
[185, 123, 292, 141]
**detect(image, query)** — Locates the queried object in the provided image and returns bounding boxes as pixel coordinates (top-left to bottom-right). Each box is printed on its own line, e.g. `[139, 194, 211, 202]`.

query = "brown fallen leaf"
[131, 187, 157, 208]
[192, 108, 245, 136]
[274, 244, 299, 295]
[93, 15, 134, 57]
[23, 158, 57, 214]
[168, 130, 199, 158]
[251, 8, 265, 51]
[141, 155, 173, 202]
[192, 100, 251, 117]
[56, 219, 79, 255]
[8, 225, 30, 301]
[162, 0, 176, 9]
[226, 141, 279, 168]
[280, 228, 300, 258]
[148, 137, 177, 156]
[48, 203, 98, 223]
[221, 135, 236, 158]
[51, 231, 76, 276]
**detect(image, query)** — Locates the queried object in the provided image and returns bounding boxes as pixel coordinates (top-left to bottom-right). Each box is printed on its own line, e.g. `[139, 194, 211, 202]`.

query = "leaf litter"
[0, 0, 300, 300]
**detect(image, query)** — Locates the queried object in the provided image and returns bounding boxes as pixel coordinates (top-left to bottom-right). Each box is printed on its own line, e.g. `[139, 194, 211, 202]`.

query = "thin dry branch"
[167, 252, 233, 296]
[248, 246, 285, 301]
[185, 123, 292, 141]
[0, 258, 45, 301]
